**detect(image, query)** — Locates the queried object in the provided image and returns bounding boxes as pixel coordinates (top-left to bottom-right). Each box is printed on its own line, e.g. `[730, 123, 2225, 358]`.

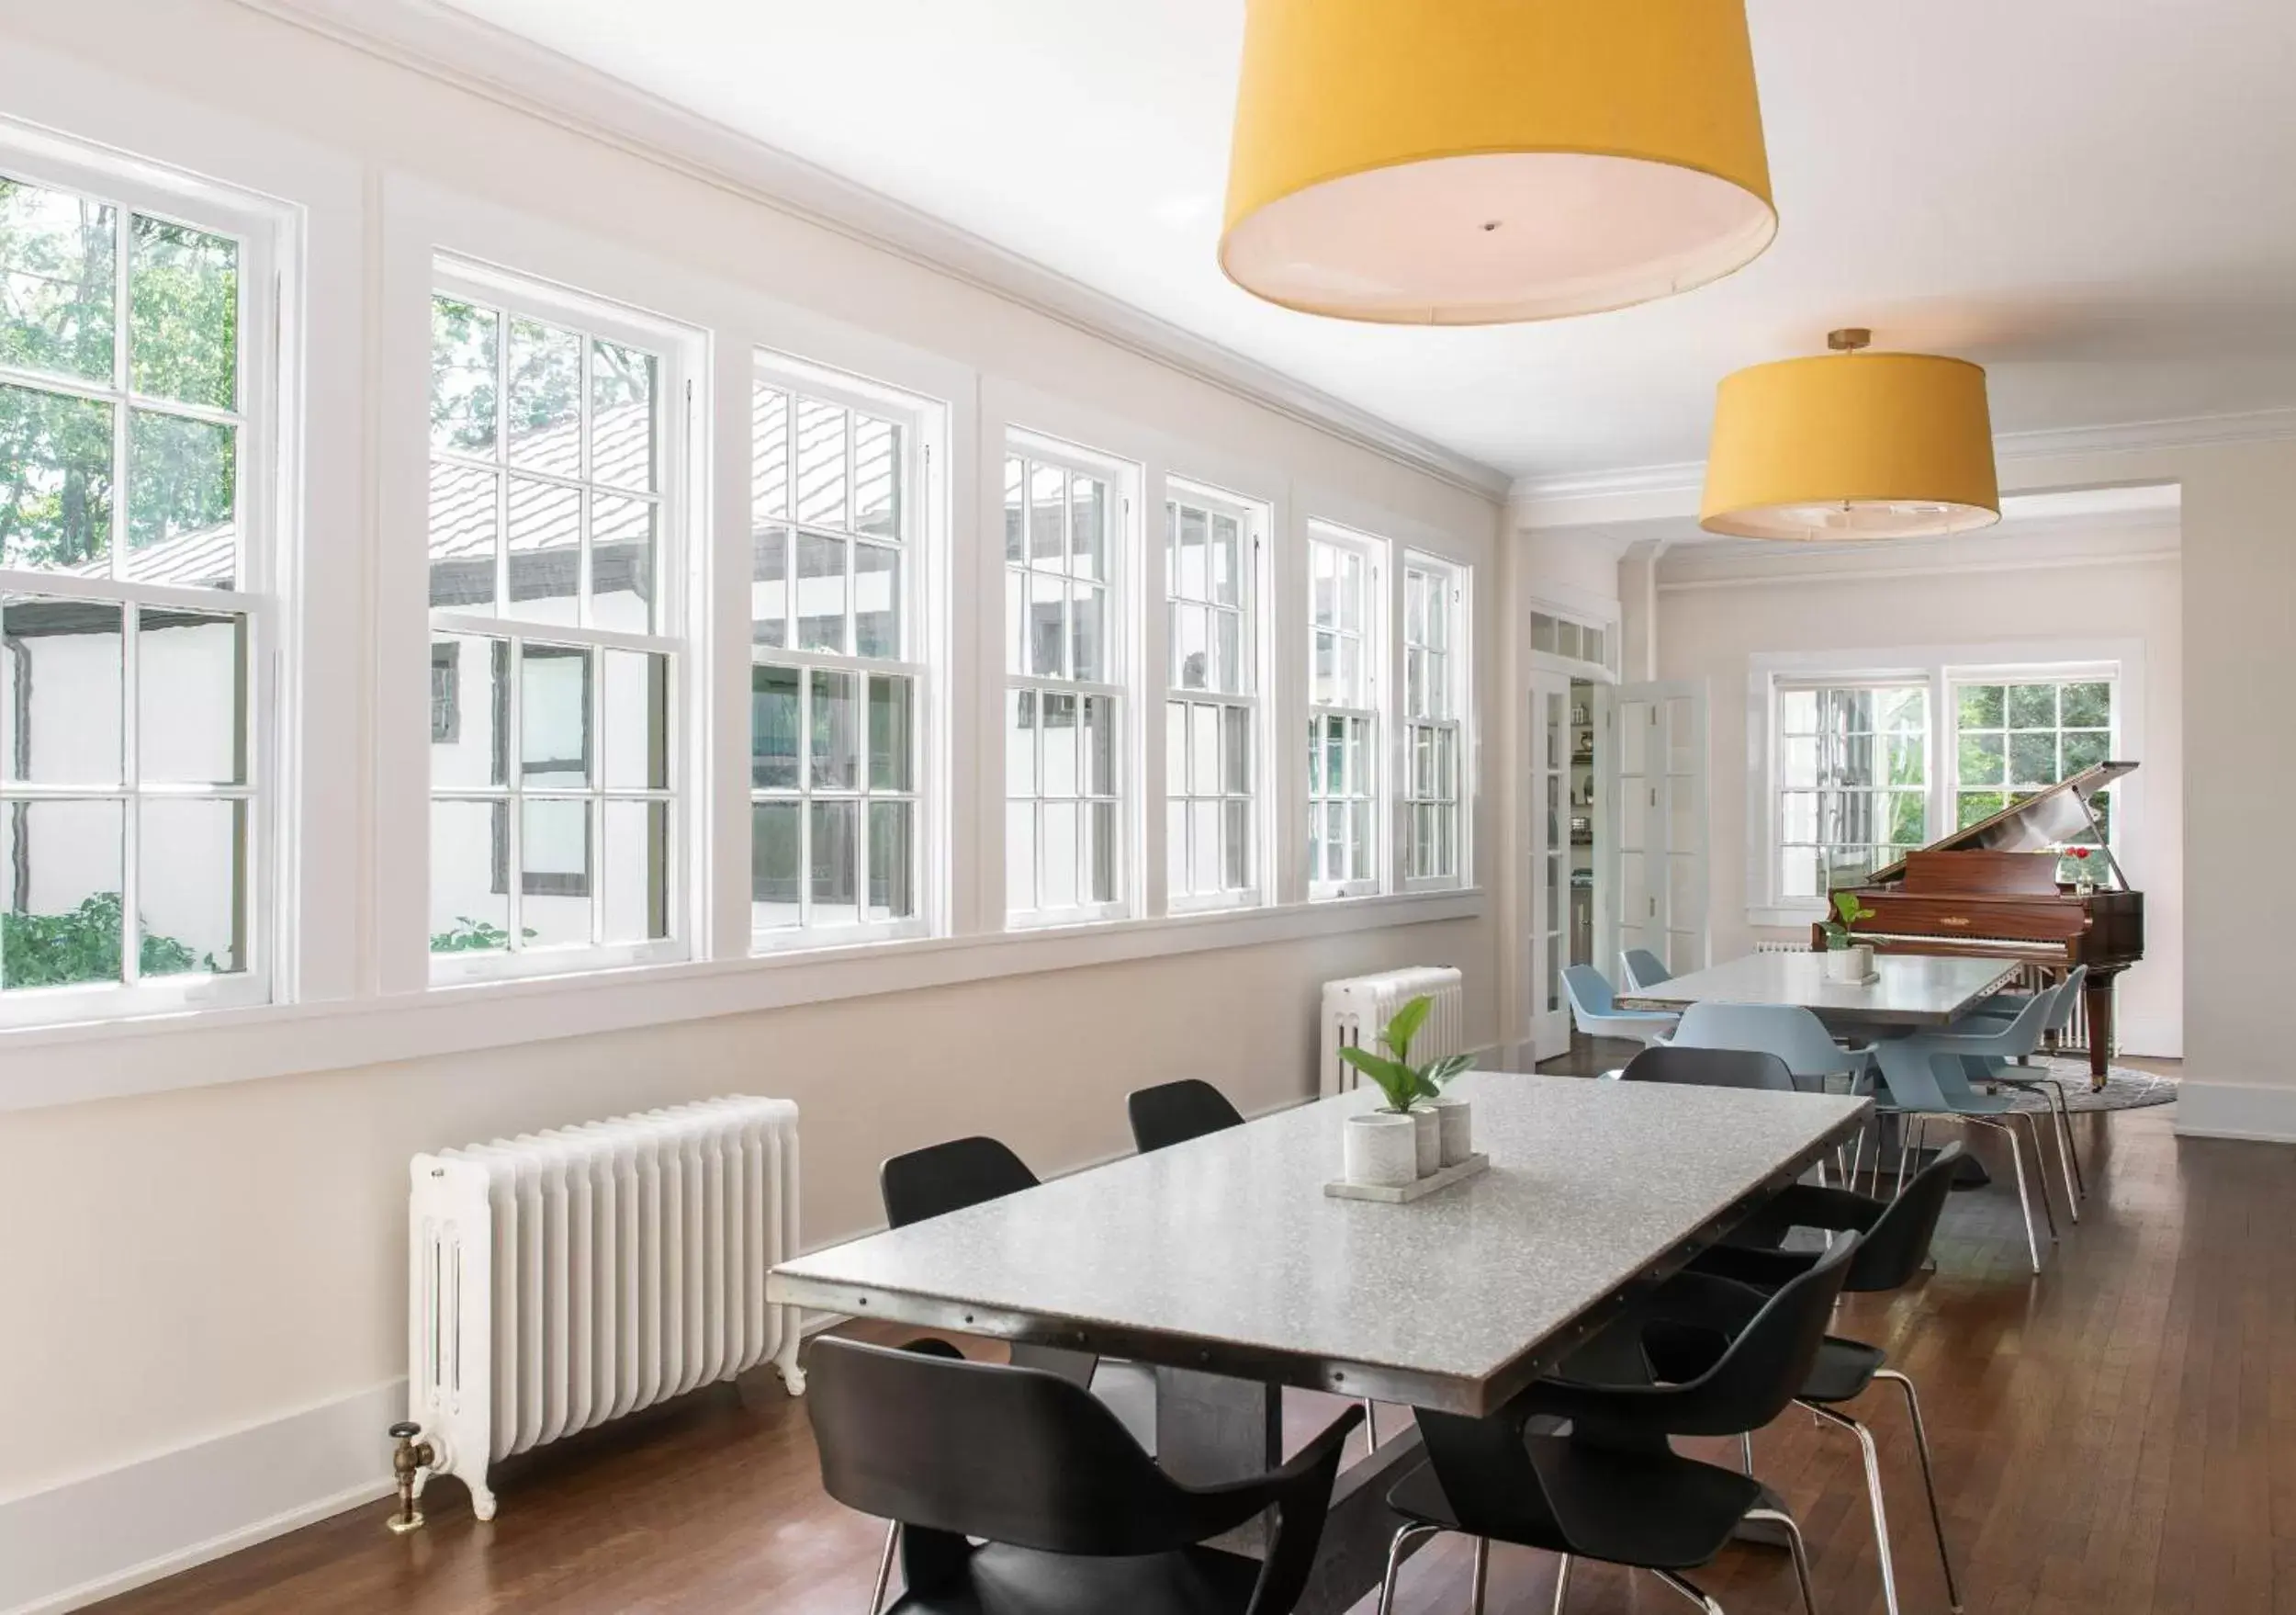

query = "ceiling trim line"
[229, 0, 1511, 501]
[1508, 405, 2296, 504]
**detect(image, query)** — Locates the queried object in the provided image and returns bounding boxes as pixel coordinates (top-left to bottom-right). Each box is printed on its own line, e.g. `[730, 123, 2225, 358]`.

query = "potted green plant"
[1818, 887, 1877, 983]
[1337, 996, 1478, 1182]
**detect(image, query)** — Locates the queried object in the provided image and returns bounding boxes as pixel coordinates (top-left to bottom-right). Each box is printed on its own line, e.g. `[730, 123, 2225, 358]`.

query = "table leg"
[1153, 1366, 1428, 1615]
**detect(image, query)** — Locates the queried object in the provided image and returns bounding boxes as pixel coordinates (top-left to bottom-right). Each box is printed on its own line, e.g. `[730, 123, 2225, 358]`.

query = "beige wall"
[0, 0, 1505, 1516]
[1652, 526, 2186, 1055]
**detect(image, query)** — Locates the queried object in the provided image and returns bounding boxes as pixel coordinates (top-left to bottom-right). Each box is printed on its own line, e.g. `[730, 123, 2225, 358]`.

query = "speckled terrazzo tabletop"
[770, 1072, 1868, 1414]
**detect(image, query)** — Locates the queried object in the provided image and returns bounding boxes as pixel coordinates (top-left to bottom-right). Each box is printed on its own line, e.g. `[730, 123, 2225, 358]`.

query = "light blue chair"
[1619, 947, 1674, 993]
[1669, 1002, 1875, 1095]
[1868, 992, 2065, 1273]
[1559, 964, 1678, 1048]
[1960, 966, 2089, 1201]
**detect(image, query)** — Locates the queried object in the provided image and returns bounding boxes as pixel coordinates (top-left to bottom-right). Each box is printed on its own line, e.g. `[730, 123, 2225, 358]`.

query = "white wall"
[0, 6, 1510, 1607]
[1651, 520, 2186, 1056]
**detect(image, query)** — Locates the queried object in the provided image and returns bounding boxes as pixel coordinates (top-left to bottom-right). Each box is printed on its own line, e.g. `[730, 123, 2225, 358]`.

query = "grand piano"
[1817, 762, 2144, 1086]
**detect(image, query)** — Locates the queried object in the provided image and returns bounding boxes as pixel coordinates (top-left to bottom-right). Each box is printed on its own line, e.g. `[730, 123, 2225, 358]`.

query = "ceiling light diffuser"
[1219, 0, 1777, 325]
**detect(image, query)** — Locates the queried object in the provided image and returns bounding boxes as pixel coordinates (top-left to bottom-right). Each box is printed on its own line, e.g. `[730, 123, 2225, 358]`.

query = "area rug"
[1983, 1052, 2178, 1114]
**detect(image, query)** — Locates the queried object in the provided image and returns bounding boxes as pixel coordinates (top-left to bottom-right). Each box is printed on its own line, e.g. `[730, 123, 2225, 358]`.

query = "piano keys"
[1816, 762, 2144, 1087]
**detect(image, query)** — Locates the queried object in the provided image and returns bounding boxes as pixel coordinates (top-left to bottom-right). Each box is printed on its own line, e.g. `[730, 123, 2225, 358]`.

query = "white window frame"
[0, 132, 289, 1029]
[1164, 479, 1266, 913]
[1306, 521, 1386, 902]
[1401, 551, 1469, 893]
[1943, 664, 2122, 877]
[425, 258, 699, 985]
[748, 353, 936, 950]
[1748, 642, 2139, 926]
[1003, 431, 1133, 929]
[1769, 676, 1932, 906]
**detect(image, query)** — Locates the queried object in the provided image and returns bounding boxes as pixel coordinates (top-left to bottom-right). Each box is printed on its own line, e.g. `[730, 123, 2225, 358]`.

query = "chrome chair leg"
[2052, 1080, 2088, 1199]
[1739, 1429, 1755, 1474]
[2017, 1111, 2060, 1239]
[868, 1521, 898, 1615]
[1377, 1523, 1441, 1615]
[1649, 1567, 1725, 1614]
[1362, 1398, 1380, 1451]
[1744, 1506, 1818, 1615]
[1970, 1116, 2043, 1272]
[2042, 1097, 2080, 1223]
[1812, 1403, 1901, 1615]
[1470, 1537, 1490, 1615]
[1876, 1368, 1964, 1613]
[1551, 1551, 1574, 1615]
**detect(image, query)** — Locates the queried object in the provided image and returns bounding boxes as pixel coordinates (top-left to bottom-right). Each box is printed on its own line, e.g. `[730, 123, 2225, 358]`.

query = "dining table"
[768, 1070, 1869, 1614]
[1612, 949, 2023, 1029]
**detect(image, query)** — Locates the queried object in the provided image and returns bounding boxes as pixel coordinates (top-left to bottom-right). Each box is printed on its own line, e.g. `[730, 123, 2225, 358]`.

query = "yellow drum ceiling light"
[1219, 0, 1777, 325]
[1700, 330, 2002, 541]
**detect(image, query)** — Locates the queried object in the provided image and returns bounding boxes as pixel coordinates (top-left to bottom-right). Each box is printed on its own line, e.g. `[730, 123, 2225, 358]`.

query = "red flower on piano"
[2070, 846, 2092, 859]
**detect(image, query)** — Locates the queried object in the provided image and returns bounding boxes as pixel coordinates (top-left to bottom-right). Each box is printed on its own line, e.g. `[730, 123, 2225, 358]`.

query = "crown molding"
[1508, 405, 2296, 510]
[227, 0, 1510, 502]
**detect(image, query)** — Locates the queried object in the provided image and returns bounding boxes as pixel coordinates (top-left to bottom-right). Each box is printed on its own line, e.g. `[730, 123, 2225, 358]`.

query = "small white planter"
[1428, 1096, 1474, 1167]
[1825, 943, 1875, 983]
[1344, 1112, 1421, 1188]
[1410, 1107, 1441, 1177]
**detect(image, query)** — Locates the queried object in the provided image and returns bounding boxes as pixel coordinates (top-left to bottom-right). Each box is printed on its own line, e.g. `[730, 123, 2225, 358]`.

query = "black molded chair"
[1128, 1079, 1246, 1154]
[1377, 1237, 1856, 1615]
[1618, 1045, 1798, 1092]
[878, 1137, 1097, 1390]
[812, 1336, 1362, 1615]
[1678, 1142, 1968, 1615]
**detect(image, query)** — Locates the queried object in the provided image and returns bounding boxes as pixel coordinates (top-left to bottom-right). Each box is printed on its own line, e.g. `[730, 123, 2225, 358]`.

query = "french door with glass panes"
[1601, 683, 1709, 978]
[1527, 669, 1575, 1060]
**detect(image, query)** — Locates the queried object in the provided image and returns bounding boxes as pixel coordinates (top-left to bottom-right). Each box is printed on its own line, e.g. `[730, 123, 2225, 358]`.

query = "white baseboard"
[0, 1380, 402, 1615]
[2175, 1079, 2296, 1144]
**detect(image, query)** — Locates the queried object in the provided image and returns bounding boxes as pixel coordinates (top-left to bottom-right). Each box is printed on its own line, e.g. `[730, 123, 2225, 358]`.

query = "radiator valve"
[387, 1422, 434, 1535]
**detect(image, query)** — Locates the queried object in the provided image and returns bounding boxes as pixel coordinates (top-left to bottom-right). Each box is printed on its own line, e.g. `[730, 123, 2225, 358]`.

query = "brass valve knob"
[387, 1422, 434, 1535]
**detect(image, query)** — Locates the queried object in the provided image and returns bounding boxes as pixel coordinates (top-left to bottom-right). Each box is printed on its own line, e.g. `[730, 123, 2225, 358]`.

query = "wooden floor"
[95, 1055, 2293, 1615]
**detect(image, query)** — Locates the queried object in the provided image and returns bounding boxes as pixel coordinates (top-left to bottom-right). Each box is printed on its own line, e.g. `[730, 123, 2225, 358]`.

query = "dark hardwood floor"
[93, 1055, 2286, 1615]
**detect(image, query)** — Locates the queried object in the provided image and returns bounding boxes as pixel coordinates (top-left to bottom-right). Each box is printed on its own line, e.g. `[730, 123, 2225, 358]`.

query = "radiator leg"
[469, 1479, 499, 1523]
[775, 1316, 809, 1396]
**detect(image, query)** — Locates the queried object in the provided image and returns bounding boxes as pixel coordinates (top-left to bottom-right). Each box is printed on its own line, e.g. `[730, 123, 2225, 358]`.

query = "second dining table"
[1612, 949, 2023, 1031]
[770, 1070, 1868, 1614]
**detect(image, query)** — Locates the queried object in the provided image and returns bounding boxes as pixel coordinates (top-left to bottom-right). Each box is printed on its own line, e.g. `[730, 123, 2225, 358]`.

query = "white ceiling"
[430, 0, 2296, 484]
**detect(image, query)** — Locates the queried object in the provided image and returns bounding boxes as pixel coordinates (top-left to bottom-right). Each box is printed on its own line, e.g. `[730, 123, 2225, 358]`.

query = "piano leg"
[2084, 974, 2116, 1090]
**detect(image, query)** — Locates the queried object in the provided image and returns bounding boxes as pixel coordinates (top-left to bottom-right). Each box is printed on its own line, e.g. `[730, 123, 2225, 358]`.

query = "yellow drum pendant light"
[1220, 0, 1777, 325]
[1700, 330, 2002, 541]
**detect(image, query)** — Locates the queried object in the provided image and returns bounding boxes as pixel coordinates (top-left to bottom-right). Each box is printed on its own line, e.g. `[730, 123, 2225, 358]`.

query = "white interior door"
[1527, 670, 1573, 1059]
[1603, 682, 1710, 979]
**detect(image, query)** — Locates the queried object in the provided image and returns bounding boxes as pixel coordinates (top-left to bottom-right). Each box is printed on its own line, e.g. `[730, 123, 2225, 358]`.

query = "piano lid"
[1864, 761, 2137, 887]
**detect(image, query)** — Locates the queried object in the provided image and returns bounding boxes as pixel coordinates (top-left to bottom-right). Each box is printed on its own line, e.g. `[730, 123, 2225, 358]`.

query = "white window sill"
[0, 887, 1484, 1113]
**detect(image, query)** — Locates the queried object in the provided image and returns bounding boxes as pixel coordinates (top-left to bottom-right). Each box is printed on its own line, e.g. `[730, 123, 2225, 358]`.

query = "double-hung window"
[0, 152, 280, 1022]
[1306, 525, 1382, 899]
[1402, 552, 1466, 888]
[1004, 437, 1125, 924]
[425, 266, 688, 977]
[1951, 675, 2115, 878]
[749, 362, 928, 941]
[1165, 483, 1261, 909]
[1773, 681, 1929, 898]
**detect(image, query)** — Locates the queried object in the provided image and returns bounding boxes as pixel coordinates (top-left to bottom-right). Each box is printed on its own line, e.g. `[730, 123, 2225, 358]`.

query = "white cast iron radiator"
[407, 1096, 805, 1519]
[1320, 966, 1466, 1097]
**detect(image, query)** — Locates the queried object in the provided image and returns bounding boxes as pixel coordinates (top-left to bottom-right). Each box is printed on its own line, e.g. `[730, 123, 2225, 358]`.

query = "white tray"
[1323, 1153, 1490, 1204]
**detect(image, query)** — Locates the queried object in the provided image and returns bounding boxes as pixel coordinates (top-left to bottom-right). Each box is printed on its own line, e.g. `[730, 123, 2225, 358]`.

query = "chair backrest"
[1639, 1233, 1858, 1437]
[1671, 1001, 1858, 1079]
[1620, 948, 1673, 992]
[1128, 1079, 1245, 1155]
[1560, 964, 1616, 1020]
[1844, 1141, 1964, 1293]
[809, 1337, 1356, 1613]
[1619, 1045, 1797, 1092]
[881, 1135, 1039, 1229]
[2047, 964, 2089, 1036]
